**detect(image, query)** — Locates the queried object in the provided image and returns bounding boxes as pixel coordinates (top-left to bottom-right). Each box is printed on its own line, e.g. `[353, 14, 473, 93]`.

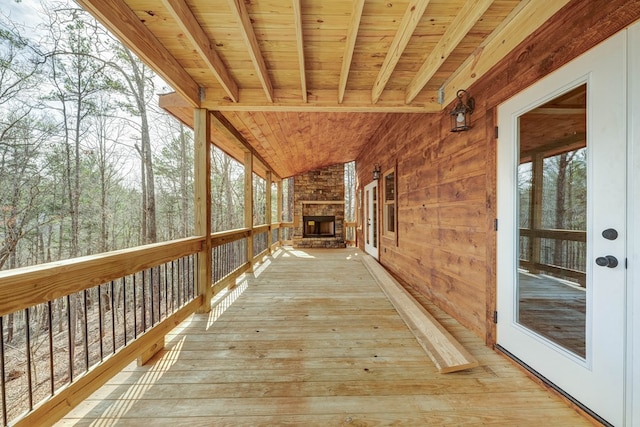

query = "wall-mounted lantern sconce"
[450, 89, 475, 132]
[372, 164, 381, 181]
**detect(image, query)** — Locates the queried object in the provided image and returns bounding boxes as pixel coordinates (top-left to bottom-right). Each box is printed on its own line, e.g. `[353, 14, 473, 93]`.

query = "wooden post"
[194, 108, 212, 313]
[277, 179, 283, 244]
[244, 151, 254, 270]
[266, 171, 273, 252]
[529, 153, 544, 273]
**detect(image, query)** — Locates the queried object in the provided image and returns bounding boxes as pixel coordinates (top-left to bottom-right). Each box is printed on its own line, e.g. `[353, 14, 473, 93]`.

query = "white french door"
[364, 181, 378, 259]
[497, 29, 629, 426]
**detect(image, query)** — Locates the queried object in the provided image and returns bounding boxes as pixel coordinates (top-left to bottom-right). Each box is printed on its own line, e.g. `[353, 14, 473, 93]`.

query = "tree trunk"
[135, 144, 147, 244]
[140, 111, 157, 243]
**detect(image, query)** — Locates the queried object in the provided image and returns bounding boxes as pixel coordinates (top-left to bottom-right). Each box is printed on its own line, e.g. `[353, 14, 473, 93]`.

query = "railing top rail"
[0, 236, 205, 317]
[210, 227, 250, 240]
[253, 224, 270, 234]
[519, 228, 586, 242]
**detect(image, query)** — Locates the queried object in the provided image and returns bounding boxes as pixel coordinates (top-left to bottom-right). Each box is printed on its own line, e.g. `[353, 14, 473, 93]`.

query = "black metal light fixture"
[372, 164, 381, 181]
[450, 89, 475, 132]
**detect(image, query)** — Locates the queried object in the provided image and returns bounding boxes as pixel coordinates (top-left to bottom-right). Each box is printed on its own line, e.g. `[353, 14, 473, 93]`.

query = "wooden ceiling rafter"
[227, 0, 274, 103]
[292, 0, 307, 103]
[75, 0, 201, 106]
[161, 0, 239, 102]
[441, 0, 572, 106]
[338, 0, 365, 104]
[371, 0, 431, 104]
[405, 0, 494, 104]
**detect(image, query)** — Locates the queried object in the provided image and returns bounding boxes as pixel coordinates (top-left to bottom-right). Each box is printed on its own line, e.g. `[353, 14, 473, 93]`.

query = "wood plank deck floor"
[58, 248, 591, 426]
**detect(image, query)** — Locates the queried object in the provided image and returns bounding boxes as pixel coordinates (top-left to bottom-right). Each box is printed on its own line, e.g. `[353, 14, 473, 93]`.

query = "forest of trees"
[518, 147, 588, 275]
[0, 1, 272, 273]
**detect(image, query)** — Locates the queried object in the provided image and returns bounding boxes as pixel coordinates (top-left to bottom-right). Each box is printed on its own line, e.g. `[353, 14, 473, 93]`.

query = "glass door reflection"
[517, 84, 587, 358]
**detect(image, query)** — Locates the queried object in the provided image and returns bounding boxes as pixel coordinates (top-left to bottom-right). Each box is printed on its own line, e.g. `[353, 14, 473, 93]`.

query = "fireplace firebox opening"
[303, 216, 336, 238]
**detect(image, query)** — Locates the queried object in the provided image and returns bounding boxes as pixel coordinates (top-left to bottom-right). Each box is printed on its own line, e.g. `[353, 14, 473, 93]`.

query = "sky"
[1, 0, 44, 29]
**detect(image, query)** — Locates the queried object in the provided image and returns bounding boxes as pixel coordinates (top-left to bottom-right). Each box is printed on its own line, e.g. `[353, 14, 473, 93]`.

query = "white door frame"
[497, 30, 628, 425]
[627, 21, 640, 427]
[364, 181, 378, 259]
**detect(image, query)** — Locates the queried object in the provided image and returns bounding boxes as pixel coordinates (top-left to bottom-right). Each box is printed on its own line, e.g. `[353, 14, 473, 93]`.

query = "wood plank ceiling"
[76, 0, 571, 178]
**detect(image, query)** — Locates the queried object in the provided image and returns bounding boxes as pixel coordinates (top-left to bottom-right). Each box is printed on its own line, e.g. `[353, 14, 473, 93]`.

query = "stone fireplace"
[293, 164, 346, 248]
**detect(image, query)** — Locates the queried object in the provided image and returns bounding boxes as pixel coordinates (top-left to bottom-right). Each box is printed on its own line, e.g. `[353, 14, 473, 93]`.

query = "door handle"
[595, 255, 618, 268]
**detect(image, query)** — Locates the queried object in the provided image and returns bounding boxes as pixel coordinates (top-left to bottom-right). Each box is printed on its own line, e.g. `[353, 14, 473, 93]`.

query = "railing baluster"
[83, 290, 89, 371]
[177, 258, 182, 307]
[192, 255, 197, 299]
[157, 266, 162, 321]
[123, 277, 128, 346]
[25, 308, 33, 411]
[141, 270, 147, 332]
[66, 295, 73, 383]
[0, 317, 7, 427]
[150, 268, 155, 327]
[48, 301, 54, 396]
[98, 285, 104, 361]
[133, 273, 138, 340]
[164, 264, 168, 320]
[110, 281, 116, 354]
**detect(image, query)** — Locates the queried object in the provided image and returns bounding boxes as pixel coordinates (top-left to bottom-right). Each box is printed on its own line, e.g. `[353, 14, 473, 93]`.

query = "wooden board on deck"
[362, 254, 479, 373]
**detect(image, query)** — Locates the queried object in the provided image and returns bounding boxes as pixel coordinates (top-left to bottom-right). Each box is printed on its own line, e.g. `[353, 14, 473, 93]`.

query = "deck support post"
[266, 171, 273, 252]
[195, 108, 212, 313]
[277, 179, 283, 244]
[529, 153, 544, 273]
[244, 151, 254, 270]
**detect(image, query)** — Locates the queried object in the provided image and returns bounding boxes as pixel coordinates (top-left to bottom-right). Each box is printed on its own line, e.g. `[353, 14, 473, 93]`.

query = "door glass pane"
[517, 84, 587, 358]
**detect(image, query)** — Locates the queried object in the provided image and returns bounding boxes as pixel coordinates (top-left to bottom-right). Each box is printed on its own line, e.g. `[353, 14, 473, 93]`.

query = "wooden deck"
[519, 272, 586, 357]
[58, 248, 590, 426]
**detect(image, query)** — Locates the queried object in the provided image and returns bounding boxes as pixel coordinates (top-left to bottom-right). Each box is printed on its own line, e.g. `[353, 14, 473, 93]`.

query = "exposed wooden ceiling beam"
[76, 0, 201, 106]
[227, 0, 274, 103]
[405, 0, 493, 104]
[161, 0, 239, 102]
[371, 0, 431, 104]
[441, 0, 572, 106]
[292, 0, 307, 102]
[338, 0, 365, 104]
[201, 89, 440, 112]
[520, 132, 586, 161]
[160, 89, 440, 113]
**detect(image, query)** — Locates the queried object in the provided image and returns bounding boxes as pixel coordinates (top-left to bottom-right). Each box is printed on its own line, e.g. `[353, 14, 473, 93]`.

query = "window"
[383, 169, 396, 236]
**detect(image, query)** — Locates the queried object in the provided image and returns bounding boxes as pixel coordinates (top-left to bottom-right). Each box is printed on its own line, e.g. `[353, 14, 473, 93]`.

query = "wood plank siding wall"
[356, 0, 640, 343]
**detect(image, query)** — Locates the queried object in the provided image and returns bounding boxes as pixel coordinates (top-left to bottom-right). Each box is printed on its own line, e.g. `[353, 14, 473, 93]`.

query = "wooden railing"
[0, 237, 204, 426]
[345, 221, 357, 246]
[0, 226, 285, 427]
[280, 221, 295, 244]
[519, 228, 586, 286]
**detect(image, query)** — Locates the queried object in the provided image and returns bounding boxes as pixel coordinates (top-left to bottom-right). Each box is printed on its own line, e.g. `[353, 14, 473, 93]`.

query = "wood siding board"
[484, 106, 498, 346]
